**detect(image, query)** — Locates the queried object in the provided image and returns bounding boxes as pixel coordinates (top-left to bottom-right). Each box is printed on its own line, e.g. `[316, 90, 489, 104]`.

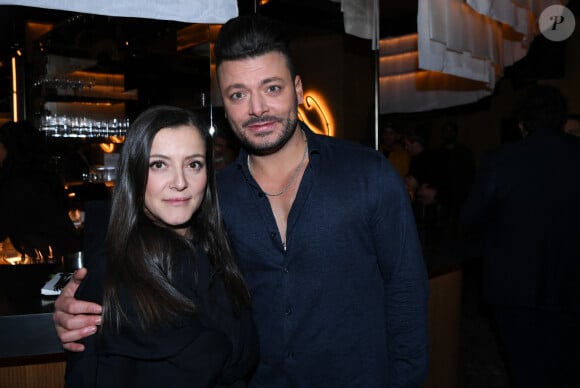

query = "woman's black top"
[65, 243, 258, 388]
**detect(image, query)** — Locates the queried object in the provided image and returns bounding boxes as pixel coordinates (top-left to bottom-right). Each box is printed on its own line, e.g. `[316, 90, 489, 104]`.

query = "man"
[53, 14, 429, 387]
[403, 125, 441, 206]
[379, 122, 410, 177]
[433, 121, 475, 225]
[461, 85, 580, 388]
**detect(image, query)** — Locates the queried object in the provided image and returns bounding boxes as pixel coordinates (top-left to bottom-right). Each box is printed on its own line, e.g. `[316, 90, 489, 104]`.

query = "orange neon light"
[99, 143, 116, 153]
[11, 57, 18, 122]
[297, 92, 334, 137]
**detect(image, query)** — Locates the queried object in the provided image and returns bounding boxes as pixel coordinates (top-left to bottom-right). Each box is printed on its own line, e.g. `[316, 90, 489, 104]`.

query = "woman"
[65, 106, 258, 387]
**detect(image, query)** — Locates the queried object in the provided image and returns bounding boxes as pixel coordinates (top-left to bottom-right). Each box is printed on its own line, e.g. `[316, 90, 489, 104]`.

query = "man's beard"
[235, 111, 299, 156]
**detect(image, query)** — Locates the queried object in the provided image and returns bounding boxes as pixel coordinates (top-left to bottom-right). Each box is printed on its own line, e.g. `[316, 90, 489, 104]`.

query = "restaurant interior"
[0, 0, 579, 387]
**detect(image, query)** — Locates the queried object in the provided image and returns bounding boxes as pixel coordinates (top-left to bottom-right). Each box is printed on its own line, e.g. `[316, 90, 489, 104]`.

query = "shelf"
[35, 62, 138, 102]
[43, 135, 125, 143]
[38, 91, 138, 103]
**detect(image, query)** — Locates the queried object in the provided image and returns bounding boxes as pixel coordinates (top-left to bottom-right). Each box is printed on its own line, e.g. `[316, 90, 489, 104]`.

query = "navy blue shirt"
[217, 125, 429, 387]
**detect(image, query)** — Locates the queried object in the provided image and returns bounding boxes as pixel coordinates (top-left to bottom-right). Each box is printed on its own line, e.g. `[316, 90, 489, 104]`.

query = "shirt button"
[283, 267, 289, 273]
[270, 232, 276, 239]
[285, 305, 293, 316]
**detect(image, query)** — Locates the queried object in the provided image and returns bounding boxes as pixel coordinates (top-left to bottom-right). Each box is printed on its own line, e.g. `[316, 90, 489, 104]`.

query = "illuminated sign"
[99, 143, 116, 153]
[298, 91, 334, 137]
[99, 136, 124, 153]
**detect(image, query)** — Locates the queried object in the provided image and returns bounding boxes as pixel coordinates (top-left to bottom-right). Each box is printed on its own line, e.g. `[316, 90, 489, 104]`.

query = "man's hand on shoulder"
[53, 268, 103, 352]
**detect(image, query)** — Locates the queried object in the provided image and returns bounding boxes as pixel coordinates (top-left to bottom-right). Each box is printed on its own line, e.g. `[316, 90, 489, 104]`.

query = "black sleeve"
[216, 306, 259, 386]
[64, 252, 106, 388]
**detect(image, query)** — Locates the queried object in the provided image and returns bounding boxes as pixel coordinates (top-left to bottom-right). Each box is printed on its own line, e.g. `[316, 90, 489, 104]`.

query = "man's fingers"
[54, 309, 101, 330]
[62, 342, 86, 352]
[55, 299, 102, 316]
[51, 266, 103, 350]
[56, 323, 97, 343]
[54, 312, 99, 349]
[58, 268, 87, 298]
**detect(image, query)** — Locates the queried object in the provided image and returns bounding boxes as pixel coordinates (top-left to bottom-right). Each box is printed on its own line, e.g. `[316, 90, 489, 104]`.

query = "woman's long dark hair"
[103, 105, 250, 331]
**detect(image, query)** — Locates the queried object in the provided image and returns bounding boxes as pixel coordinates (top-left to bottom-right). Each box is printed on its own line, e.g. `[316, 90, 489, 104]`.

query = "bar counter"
[0, 264, 62, 358]
[0, 229, 481, 388]
[0, 263, 66, 388]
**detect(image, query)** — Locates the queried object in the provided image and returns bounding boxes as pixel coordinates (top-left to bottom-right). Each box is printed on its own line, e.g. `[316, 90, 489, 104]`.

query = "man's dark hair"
[382, 121, 401, 134]
[214, 14, 296, 79]
[515, 84, 567, 133]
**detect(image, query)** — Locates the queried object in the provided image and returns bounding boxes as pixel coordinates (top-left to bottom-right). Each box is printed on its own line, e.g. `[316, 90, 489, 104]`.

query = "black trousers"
[493, 305, 580, 388]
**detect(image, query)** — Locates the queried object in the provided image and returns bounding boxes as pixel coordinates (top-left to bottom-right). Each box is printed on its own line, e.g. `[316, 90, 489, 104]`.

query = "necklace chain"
[247, 138, 308, 197]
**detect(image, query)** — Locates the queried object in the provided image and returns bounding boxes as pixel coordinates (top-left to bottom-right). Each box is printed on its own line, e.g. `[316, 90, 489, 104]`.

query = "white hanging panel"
[0, 0, 238, 24]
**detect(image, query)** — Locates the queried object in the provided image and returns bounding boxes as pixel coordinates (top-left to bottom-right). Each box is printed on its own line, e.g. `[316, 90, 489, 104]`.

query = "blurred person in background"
[432, 121, 476, 227]
[0, 121, 81, 261]
[210, 106, 240, 172]
[403, 124, 442, 204]
[213, 130, 240, 172]
[461, 85, 580, 388]
[378, 121, 410, 178]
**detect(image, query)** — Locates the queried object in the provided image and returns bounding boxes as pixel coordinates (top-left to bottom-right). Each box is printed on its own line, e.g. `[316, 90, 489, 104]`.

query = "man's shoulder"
[495, 130, 580, 157]
[312, 135, 404, 186]
[312, 132, 382, 161]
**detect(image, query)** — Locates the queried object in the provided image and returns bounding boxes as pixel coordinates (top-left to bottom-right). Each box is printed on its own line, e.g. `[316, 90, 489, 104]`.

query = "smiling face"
[144, 125, 207, 236]
[217, 51, 304, 156]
